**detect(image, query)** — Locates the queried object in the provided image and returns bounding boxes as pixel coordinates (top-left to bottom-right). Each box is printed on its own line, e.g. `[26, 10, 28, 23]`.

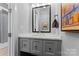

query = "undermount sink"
[32, 33, 47, 37]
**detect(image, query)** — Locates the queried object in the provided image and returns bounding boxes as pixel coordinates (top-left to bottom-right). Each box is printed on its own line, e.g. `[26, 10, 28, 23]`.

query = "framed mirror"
[32, 5, 51, 33]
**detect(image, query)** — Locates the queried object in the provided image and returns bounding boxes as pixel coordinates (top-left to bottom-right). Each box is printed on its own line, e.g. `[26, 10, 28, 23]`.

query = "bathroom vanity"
[18, 34, 62, 56]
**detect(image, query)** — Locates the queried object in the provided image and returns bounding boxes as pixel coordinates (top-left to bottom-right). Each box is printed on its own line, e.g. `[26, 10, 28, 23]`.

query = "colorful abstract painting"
[61, 3, 79, 30]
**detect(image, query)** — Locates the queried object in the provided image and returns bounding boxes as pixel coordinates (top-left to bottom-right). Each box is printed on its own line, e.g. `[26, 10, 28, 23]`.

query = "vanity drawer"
[30, 39, 43, 56]
[20, 39, 30, 52]
[43, 40, 61, 56]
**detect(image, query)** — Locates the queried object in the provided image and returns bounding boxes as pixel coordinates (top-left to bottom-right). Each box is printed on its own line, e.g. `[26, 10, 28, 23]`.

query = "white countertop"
[18, 33, 61, 40]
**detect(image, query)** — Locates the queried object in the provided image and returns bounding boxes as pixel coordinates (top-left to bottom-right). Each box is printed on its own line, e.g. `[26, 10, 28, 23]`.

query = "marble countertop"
[18, 33, 61, 40]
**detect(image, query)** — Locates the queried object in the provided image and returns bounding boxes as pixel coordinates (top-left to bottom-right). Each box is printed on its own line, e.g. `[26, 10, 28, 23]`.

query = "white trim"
[8, 3, 13, 56]
[0, 6, 8, 12]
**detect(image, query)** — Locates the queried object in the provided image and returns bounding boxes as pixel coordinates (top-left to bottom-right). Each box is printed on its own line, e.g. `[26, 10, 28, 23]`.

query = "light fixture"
[32, 3, 51, 8]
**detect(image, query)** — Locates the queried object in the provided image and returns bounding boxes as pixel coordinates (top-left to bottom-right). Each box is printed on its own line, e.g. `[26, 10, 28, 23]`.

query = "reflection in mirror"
[32, 5, 51, 33]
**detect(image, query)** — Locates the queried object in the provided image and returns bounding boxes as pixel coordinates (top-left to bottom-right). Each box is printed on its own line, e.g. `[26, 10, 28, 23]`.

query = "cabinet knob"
[24, 44, 27, 47]
[49, 48, 51, 51]
[35, 46, 38, 49]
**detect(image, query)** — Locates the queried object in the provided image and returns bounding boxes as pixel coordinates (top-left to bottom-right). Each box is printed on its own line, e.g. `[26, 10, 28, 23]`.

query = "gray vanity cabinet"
[20, 39, 30, 53]
[43, 40, 61, 56]
[19, 38, 62, 56]
[30, 39, 43, 56]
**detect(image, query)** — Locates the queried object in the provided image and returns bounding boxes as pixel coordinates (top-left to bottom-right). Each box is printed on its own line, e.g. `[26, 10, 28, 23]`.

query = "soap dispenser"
[52, 15, 59, 28]
[52, 15, 59, 35]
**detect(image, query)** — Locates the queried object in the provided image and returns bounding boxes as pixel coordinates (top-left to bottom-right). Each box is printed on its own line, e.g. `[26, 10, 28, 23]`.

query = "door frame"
[8, 3, 18, 56]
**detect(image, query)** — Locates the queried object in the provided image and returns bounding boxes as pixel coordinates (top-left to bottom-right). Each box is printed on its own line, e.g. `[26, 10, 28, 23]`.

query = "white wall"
[51, 3, 61, 36]
[61, 32, 79, 56]
[17, 3, 60, 36]
[17, 3, 32, 34]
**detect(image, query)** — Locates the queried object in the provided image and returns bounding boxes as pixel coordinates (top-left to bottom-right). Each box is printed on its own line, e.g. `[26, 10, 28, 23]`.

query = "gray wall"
[0, 4, 8, 43]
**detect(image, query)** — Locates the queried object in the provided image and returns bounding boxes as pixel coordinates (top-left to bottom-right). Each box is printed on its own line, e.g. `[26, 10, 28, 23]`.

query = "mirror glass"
[32, 5, 51, 33]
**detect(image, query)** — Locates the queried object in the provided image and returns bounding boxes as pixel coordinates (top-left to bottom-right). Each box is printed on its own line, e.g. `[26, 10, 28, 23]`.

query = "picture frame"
[61, 3, 79, 31]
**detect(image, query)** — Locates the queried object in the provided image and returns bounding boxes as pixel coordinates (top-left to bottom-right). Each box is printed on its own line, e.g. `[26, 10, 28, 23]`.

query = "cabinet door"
[20, 39, 30, 52]
[30, 39, 42, 56]
[43, 40, 61, 56]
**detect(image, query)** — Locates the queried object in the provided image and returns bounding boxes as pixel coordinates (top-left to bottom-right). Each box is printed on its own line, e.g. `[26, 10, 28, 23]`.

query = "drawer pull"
[24, 44, 27, 47]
